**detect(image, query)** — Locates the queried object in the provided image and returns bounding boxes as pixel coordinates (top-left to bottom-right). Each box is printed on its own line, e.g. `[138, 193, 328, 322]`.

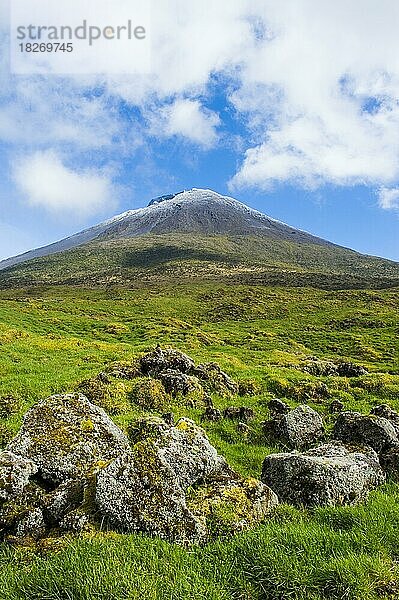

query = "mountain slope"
[0, 189, 398, 289]
[0, 189, 329, 272]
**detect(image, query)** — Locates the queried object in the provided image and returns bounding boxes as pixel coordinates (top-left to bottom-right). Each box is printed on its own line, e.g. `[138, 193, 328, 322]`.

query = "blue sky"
[1, 0, 399, 262]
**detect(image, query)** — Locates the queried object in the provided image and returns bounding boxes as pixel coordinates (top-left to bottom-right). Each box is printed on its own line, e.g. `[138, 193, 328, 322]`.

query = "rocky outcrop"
[157, 370, 204, 401]
[333, 411, 398, 454]
[370, 405, 399, 436]
[261, 442, 384, 507]
[140, 347, 195, 376]
[301, 358, 367, 377]
[302, 359, 339, 376]
[0, 451, 37, 503]
[133, 347, 238, 402]
[268, 398, 290, 416]
[193, 362, 238, 396]
[337, 362, 368, 377]
[265, 404, 324, 449]
[0, 395, 276, 544]
[127, 417, 226, 490]
[95, 445, 205, 542]
[6, 393, 131, 484]
[96, 416, 275, 542]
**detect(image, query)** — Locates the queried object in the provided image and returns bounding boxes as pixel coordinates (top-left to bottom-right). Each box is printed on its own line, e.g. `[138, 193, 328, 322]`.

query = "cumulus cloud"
[13, 151, 115, 218]
[230, 0, 399, 190]
[150, 99, 220, 148]
[378, 187, 399, 210]
[3, 0, 399, 203]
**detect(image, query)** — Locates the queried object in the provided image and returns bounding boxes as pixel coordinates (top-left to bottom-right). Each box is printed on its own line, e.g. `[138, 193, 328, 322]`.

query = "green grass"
[1, 487, 399, 599]
[0, 282, 399, 598]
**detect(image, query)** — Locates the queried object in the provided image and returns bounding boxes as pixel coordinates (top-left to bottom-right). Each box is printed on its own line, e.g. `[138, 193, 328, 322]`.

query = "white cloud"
[150, 99, 220, 148]
[12, 150, 115, 218]
[3, 0, 399, 202]
[230, 0, 399, 190]
[378, 187, 399, 210]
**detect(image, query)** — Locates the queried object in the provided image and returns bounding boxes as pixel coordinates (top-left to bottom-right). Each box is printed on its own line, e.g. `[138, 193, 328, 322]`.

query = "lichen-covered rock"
[0, 482, 46, 536]
[270, 405, 324, 449]
[140, 347, 195, 376]
[188, 477, 278, 537]
[0, 451, 37, 504]
[333, 411, 398, 454]
[370, 405, 399, 435]
[60, 509, 90, 533]
[95, 415, 234, 542]
[97, 414, 277, 542]
[201, 407, 222, 422]
[302, 359, 338, 376]
[157, 370, 204, 403]
[223, 406, 255, 422]
[194, 362, 238, 396]
[268, 398, 290, 416]
[261, 442, 384, 507]
[128, 416, 226, 490]
[42, 479, 84, 525]
[337, 362, 368, 377]
[15, 507, 46, 538]
[95, 447, 205, 542]
[6, 394, 131, 484]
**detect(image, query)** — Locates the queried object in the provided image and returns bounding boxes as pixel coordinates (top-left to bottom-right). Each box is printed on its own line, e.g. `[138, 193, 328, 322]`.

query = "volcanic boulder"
[267, 404, 324, 449]
[333, 411, 398, 455]
[261, 442, 384, 507]
[6, 393, 131, 484]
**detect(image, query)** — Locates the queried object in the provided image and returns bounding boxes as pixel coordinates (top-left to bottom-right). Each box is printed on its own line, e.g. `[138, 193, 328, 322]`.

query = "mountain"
[0, 189, 329, 271]
[1, 188, 399, 289]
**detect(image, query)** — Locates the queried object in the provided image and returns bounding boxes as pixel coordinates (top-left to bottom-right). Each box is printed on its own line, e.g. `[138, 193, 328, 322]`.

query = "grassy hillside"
[0, 282, 399, 599]
[1, 233, 399, 289]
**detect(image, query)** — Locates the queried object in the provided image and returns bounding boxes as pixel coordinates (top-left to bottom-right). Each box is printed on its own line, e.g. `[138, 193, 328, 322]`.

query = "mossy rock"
[76, 378, 130, 415]
[238, 379, 262, 396]
[187, 477, 278, 539]
[194, 362, 238, 397]
[139, 347, 195, 376]
[106, 360, 141, 380]
[127, 416, 224, 490]
[129, 378, 169, 411]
